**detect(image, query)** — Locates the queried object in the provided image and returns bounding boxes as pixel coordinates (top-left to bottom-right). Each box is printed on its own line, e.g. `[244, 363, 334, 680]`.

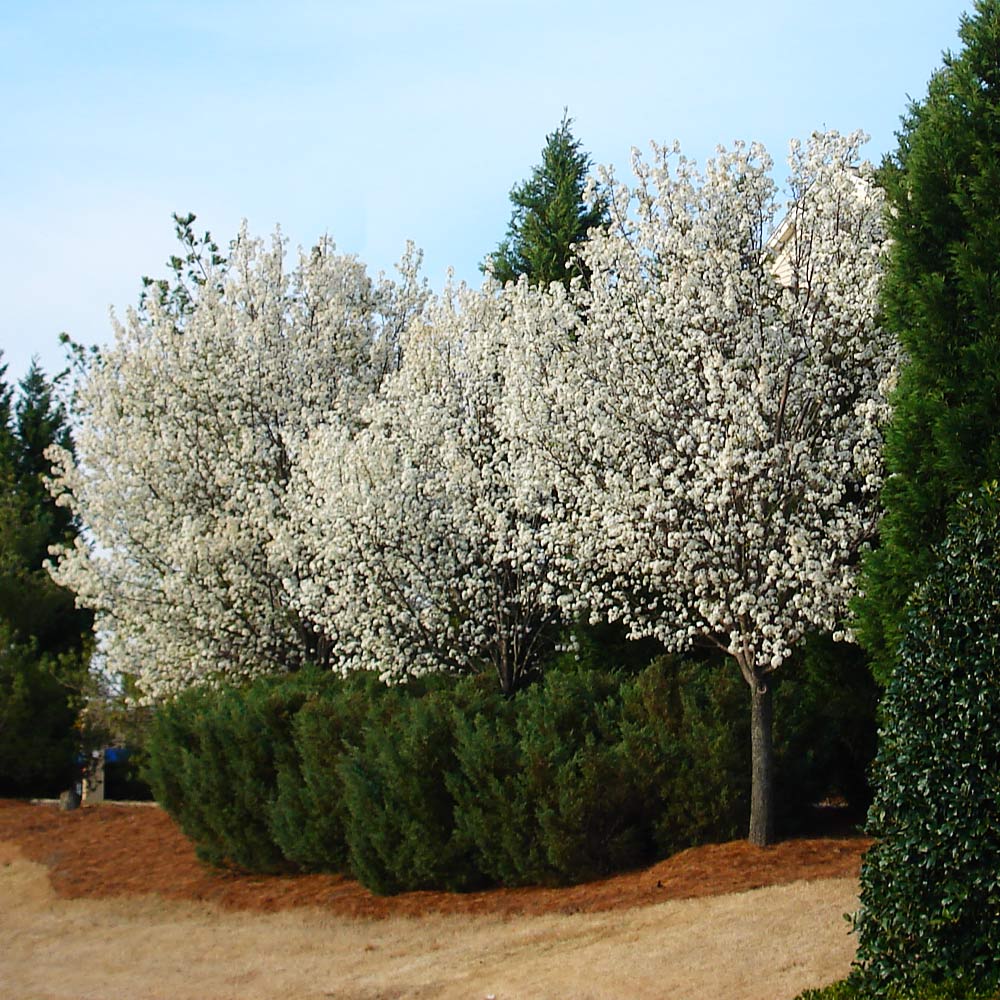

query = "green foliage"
[145, 673, 316, 871]
[773, 635, 879, 828]
[484, 111, 607, 289]
[0, 360, 90, 657]
[450, 655, 749, 886]
[795, 976, 1000, 999]
[451, 662, 650, 886]
[269, 670, 381, 871]
[794, 981, 866, 1000]
[139, 211, 227, 324]
[0, 355, 91, 795]
[447, 683, 536, 882]
[564, 618, 666, 677]
[339, 675, 484, 894]
[856, 0, 1000, 684]
[145, 633, 873, 892]
[627, 656, 749, 854]
[854, 483, 1000, 992]
[0, 629, 79, 796]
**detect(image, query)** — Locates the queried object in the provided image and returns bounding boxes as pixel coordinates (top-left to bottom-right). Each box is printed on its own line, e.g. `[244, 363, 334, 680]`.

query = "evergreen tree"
[856, 0, 1000, 684]
[0, 355, 92, 795]
[484, 111, 607, 289]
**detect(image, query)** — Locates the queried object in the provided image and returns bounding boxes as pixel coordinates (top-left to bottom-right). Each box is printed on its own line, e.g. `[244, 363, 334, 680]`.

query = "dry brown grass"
[1, 839, 858, 1000]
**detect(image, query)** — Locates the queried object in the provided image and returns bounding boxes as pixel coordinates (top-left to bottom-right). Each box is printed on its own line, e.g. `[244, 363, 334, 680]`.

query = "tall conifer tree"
[856, 0, 1000, 684]
[484, 111, 607, 289]
[0, 357, 92, 794]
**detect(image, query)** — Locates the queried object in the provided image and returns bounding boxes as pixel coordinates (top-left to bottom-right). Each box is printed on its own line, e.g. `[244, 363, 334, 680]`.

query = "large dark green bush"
[145, 670, 318, 871]
[339, 674, 486, 894]
[509, 664, 638, 881]
[268, 670, 380, 870]
[621, 655, 749, 854]
[853, 483, 1000, 994]
[450, 662, 648, 886]
[450, 655, 753, 886]
[146, 631, 871, 893]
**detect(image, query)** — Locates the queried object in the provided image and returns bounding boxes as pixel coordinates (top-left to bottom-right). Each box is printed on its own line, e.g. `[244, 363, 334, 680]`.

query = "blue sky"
[0, 0, 973, 386]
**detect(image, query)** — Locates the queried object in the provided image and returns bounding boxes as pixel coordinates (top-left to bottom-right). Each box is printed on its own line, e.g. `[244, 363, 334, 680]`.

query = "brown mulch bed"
[0, 798, 871, 919]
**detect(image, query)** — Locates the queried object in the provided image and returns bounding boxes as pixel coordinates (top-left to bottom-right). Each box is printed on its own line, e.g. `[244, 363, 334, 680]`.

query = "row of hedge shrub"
[144, 636, 875, 894]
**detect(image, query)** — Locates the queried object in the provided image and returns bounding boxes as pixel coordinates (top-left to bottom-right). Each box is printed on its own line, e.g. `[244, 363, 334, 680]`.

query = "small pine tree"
[483, 111, 607, 290]
[856, 0, 1000, 684]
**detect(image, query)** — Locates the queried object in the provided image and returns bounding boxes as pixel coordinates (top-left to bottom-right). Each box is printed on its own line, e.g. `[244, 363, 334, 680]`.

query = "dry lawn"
[1, 836, 859, 1000]
[0, 801, 867, 999]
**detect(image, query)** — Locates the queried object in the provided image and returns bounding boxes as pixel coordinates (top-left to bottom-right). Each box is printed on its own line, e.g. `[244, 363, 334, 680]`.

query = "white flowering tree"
[506, 131, 895, 844]
[287, 280, 575, 694]
[48, 227, 426, 700]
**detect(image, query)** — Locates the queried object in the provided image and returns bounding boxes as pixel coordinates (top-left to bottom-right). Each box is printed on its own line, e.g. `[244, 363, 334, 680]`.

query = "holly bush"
[853, 482, 1000, 994]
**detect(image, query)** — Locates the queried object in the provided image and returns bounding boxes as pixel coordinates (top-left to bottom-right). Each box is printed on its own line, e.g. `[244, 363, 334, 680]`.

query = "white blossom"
[48, 227, 427, 700]
[504, 130, 896, 688]
[288, 279, 575, 694]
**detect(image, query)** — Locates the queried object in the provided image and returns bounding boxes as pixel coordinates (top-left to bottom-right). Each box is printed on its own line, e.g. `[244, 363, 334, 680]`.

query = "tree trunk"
[748, 678, 775, 847]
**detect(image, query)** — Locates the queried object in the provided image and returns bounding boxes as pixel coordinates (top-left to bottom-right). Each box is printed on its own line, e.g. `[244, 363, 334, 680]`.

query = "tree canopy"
[49, 227, 427, 699]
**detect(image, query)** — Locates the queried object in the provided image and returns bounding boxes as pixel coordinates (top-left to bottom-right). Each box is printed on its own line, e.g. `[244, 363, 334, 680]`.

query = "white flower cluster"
[48, 228, 426, 698]
[505, 130, 896, 685]
[50, 131, 895, 701]
[286, 279, 577, 694]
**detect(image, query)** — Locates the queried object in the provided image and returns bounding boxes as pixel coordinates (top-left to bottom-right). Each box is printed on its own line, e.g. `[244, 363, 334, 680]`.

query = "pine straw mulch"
[0, 798, 870, 920]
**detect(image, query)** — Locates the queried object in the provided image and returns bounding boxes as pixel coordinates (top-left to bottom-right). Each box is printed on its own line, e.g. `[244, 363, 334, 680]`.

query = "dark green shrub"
[143, 634, 878, 892]
[523, 665, 648, 881]
[268, 670, 380, 870]
[339, 675, 485, 894]
[854, 483, 1000, 992]
[447, 686, 537, 884]
[0, 640, 79, 797]
[773, 634, 879, 830]
[795, 976, 1000, 999]
[619, 655, 748, 854]
[451, 659, 658, 887]
[145, 670, 317, 871]
[450, 655, 749, 887]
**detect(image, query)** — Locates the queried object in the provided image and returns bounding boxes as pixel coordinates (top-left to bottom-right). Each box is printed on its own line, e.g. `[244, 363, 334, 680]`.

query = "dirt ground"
[0, 799, 870, 999]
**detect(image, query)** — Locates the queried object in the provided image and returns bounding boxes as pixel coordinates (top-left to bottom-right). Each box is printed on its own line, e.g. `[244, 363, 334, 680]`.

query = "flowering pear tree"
[287, 280, 575, 694]
[48, 227, 426, 701]
[506, 131, 895, 844]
